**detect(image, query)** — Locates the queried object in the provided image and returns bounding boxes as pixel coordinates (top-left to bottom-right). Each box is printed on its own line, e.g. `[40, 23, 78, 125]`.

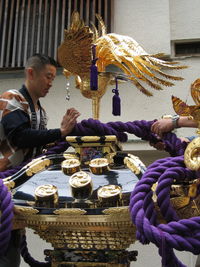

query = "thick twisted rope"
[72, 119, 187, 156]
[130, 156, 199, 267]
[0, 179, 14, 256]
[0, 119, 189, 265]
[0, 119, 186, 179]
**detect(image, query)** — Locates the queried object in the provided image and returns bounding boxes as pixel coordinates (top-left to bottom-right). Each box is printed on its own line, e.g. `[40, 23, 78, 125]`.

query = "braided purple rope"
[0, 119, 188, 264]
[130, 156, 199, 267]
[72, 119, 187, 156]
[0, 141, 71, 263]
[0, 119, 186, 179]
[0, 179, 14, 255]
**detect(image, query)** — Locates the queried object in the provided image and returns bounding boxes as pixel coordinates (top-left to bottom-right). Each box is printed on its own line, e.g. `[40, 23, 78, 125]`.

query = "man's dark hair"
[25, 54, 57, 71]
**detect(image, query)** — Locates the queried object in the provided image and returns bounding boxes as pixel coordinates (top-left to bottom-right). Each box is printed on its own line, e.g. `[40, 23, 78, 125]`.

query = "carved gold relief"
[14, 205, 39, 215]
[26, 158, 51, 176]
[61, 158, 81, 175]
[3, 180, 15, 190]
[170, 180, 200, 216]
[102, 207, 129, 216]
[124, 154, 146, 174]
[184, 137, 200, 170]
[89, 158, 109, 174]
[174, 196, 200, 218]
[35, 184, 59, 208]
[13, 207, 136, 250]
[170, 196, 190, 210]
[53, 209, 87, 215]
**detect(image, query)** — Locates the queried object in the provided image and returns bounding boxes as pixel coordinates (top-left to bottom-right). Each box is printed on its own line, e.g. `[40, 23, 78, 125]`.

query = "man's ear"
[26, 68, 34, 80]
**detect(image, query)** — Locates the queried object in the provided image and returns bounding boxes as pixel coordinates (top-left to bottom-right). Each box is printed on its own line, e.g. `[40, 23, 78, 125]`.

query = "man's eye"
[46, 75, 54, 80]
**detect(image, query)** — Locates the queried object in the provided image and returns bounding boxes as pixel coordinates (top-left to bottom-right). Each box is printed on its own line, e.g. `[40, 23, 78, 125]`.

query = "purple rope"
[72, 119, 187, 156]
[130, 156, 199, 267]
[0, 119, 190, 264]
[0, 179, 14, 255]
[0, 119, 187, 179]
[0, 141, 71, 262]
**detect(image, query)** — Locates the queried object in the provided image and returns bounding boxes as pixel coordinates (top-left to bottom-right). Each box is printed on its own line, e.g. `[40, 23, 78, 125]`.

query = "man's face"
[32, 64, 56, 98]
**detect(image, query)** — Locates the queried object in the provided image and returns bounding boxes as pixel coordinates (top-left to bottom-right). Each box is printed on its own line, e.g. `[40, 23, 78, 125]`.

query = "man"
[0, 54, 80, 171]
[0, 54, 80, 266]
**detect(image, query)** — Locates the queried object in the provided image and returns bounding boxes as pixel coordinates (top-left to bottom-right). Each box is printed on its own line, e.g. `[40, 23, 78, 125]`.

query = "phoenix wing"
[57, 12, 93, 78]
[191, 78, 200, 105]
[58, 12, 187, 96]
[172, 95, 198, 118]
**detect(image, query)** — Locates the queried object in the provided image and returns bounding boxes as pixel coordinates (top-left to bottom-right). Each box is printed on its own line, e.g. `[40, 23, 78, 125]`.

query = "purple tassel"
[112, 78, 121, 116]
[90, 45, 98, 90]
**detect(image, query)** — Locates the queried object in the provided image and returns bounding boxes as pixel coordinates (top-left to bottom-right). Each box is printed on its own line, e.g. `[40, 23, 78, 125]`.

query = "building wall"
[1, 62, 199, 149]
[113, 0, 171, 54]
[1, 0, 200, 266]
[1, 0, 199, 145]
[169, 0, 200, 40]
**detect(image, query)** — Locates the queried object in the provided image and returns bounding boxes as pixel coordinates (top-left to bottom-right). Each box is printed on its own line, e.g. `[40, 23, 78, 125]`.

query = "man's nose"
[48, 81, 53, 87]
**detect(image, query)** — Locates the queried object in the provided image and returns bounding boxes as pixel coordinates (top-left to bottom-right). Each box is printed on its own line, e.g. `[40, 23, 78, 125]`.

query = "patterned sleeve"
[0, 90, 30, 136]
[0, 89, 29, 119]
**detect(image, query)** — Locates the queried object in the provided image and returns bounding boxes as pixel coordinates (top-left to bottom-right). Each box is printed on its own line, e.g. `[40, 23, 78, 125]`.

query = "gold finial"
[58, 11, 186, 119]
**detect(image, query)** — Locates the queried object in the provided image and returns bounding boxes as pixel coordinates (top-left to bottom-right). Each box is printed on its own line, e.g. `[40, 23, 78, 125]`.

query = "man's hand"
[149, 140, 166, 150]
[60, 108, 80, 137]
[151, 119, 174, 138]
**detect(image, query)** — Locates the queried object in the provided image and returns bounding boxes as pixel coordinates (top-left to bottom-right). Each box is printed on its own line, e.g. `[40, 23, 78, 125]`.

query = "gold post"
[92, 96, 100, 120]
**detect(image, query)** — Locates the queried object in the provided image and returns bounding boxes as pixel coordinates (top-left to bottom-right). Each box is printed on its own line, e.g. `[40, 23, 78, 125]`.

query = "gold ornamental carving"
[102, 207, 129, 216]
[14, 205, 39, 215]
[3, 179, 15, 190]
[58, 12, 186, 119]
[184, 137, 200, 170]
[124, 154, 146, 175]
[170, 197, 190, 210]
[53, 208, 87, 215]
[174, 196, 200, 219]
[13, 206, 136, 251]
[172, 78, 200, 170]
[170, 179, 200, 217]
[26, 158, 51, 176]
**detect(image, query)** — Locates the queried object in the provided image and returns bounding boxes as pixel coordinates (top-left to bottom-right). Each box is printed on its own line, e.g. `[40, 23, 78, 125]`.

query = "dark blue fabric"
[1, 85, 62, 150]
[13, 127, 61, 148]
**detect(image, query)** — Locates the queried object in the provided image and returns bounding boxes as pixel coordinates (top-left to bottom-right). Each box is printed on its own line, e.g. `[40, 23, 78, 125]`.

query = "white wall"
[1, 1, 200, 266]
[170, 0, 200, 40]
[113, 0, 171, 54]
[1, 60, 198, 145]
[1, 1, 200, 145]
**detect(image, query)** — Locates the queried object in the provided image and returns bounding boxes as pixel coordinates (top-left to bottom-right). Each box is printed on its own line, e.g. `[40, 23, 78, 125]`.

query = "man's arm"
[151, 116, 198, 137]
[13, 127, 62, 148]
[2, 107, 80, 148]
[2, 110, 62, 148]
